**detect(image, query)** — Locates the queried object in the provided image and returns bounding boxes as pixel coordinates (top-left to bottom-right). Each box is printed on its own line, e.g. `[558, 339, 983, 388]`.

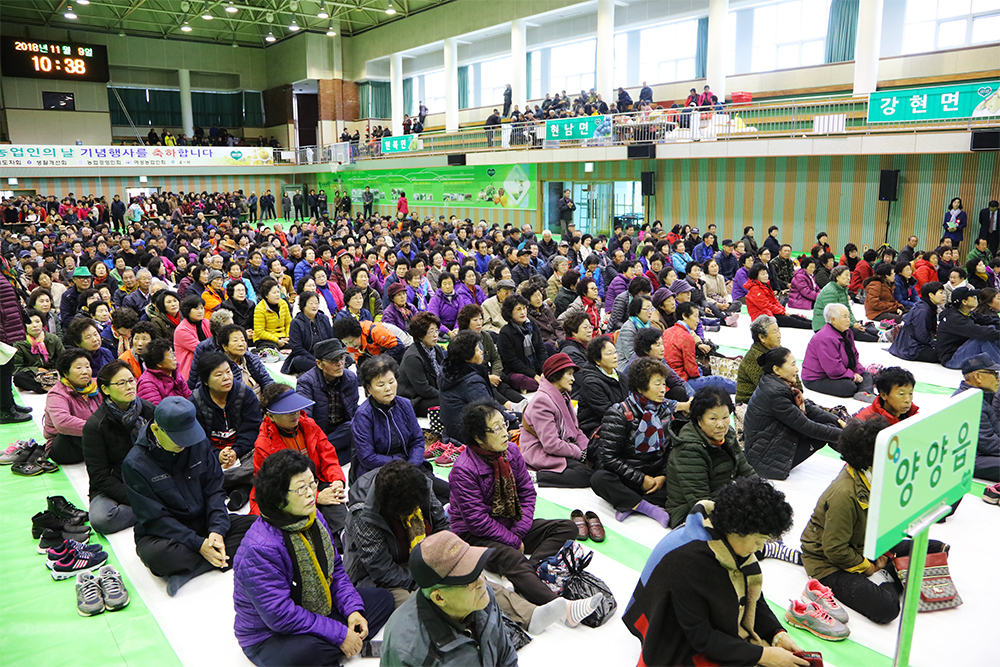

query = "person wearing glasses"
[42, 348, 104, 465]
[82, 360, 155, 534]
[615, 295, 655, 373]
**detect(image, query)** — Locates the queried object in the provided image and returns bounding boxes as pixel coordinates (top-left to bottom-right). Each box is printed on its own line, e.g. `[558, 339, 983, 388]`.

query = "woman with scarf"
[250, 384, 347, 541]
[234, 450, 393, 667]
[336, 287, 373, 324]
[13, 308, 65, 395]
[615, 294, 654, 373]
[27, 288, 59, 336]
[282, 292, 334, 376]
[557, 276, 603, 333]
[522, 282, 563, 351]
[397, 313, 445, 418]
[220, 281, 255, 333]
[137, 338, 192, 405]
[174, 295, 212, 383]
[449, 401, 583, 606]
[83, 360, 155, 534]
[64, 316, 115, 376]
[43, 348, 103, 464]
[311, 266, 346, 314]
[201, 270, 227, 319]
[329, 250, 353, 295]
[863, 264, 904, 323]
[349, 266, 383, 321]
[590, 358, 681, 527]
[498, 294, 549, 392]
[624, 477, 807, 667]
[253, 279, 292, 352]
[381, 283, 414, 333]
[149, 290, 182, 340]
[743, 348, 843, 481]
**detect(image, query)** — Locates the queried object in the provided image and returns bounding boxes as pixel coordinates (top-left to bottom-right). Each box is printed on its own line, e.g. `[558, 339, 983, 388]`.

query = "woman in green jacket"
[811, 267, 879, 342]
[664, 386, 757, 527]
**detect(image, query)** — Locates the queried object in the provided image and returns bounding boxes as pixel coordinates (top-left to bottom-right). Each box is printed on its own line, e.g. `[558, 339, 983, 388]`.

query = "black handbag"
[559, 546, 618, 627]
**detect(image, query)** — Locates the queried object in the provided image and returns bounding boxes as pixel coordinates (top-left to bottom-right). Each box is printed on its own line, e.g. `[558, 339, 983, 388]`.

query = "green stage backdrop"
[318, 165, 537, 211]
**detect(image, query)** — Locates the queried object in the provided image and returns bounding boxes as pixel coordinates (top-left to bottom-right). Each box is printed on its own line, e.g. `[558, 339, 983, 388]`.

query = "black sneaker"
[227, 488, 250, 511]
[31, 511, 86, 539]
[0, 410, 32, 424]
[47, 496, 89, 522]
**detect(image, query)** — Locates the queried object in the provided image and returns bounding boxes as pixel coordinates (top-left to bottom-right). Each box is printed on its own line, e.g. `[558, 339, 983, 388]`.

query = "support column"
[706, 0, 729, 100]
[596, 0, 614, 98]
[444, 37, 459, 133]
[178, 68, 194, 138]
[853, 0, 884, 96]
[390, 52, 404, 136]
[511, 19, 527, 111]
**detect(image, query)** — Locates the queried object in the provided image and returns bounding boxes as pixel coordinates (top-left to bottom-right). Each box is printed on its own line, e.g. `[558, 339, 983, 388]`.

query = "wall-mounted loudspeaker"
[971, 130, 1000, 151]
[878, 169, 899, 202]
[641, 171, 655, 196]
[627, 144, 655, 159]
[447, 154, 466, 166]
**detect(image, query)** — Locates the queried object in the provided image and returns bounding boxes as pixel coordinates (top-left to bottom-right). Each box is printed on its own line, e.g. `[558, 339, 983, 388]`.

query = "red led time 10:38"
[31, 55, 88, 75]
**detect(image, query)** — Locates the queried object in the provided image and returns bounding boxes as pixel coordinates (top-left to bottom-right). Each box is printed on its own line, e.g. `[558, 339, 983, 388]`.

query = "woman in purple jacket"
[427, 272, 463, 337]
[520, 353, 593, 488]
[730, 253, 757, 303]
[801, 303, 875, 400]
[787, 257, 821, 310]
[234, 450, 393, 666]
[449, 401, 579, 606]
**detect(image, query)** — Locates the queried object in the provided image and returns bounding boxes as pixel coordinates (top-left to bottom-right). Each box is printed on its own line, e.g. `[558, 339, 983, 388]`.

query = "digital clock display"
[1, 37, 110, 82]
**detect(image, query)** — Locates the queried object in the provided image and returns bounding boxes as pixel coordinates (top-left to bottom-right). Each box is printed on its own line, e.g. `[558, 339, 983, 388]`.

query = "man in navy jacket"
[123, 397, 256, 596]
[296, 339, 359, 464]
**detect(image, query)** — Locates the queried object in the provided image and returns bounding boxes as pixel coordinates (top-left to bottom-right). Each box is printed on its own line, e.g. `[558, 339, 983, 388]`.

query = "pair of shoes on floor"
[46, 539, 105, 569]
[425, 440, 446, 459]
[434, 443, 465, 467]
[785, 579, 851, 641]
[570, 509, 605, 542]
[984, 483, 1000, 505]
[52, 547, 109, 580]
[0, 439, 37, 464]
[0, 407, 33, 424]
[8, 443, 59, 476]
[31, 509, 88, 540]
[76, 566, 129, 615]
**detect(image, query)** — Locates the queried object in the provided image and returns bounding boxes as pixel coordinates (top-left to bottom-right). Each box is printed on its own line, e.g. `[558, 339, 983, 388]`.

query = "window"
[614, 33, 628, 88]
[639, 19, 699, 85]
[902, 0, 1000, 53]
[530, 51, 541, 100]
[750, 0, 830, 72]
[723, 11, 738, 76]
[423, 70, 446, 116]
[479, 56, 511, 108]
[550, 39, 596, 97]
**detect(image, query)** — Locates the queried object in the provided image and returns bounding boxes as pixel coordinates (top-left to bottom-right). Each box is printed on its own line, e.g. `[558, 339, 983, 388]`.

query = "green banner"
[864, 390, 981, 560]
[320, 164, 536, 210]
[867, 81, 1000, 123]
[545, 115, 607, 141]
[380, 135, 417, 154]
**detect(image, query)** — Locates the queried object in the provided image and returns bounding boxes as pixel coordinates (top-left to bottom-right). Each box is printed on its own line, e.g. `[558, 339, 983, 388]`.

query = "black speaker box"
[878, 169, 899, 202]
[627, 144, 655, 159]
[971, 130, 1000, 151]
[641, 171, 655, 196]
[447, 154, 466, 166]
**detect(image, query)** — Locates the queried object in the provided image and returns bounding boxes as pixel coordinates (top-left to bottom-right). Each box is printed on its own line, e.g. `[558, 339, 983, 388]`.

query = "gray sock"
[527, 598, 567, 634]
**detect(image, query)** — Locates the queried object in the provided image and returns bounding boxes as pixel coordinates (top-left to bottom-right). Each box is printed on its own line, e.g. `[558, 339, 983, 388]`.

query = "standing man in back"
[502, 84, 512, 118]
[557, 189, 576, 238]
[979, 199, 999, 257]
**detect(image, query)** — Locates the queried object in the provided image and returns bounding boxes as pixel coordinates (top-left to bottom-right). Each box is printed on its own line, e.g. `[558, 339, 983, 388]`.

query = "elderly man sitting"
[953, 354, 1000, 484]
[801, 304, 875, 402]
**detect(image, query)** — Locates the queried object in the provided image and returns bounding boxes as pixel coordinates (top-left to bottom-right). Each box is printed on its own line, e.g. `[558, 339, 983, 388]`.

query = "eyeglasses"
[485, 423, 508, 435]
[108, 376, 137, 388]
[288, 480, 319, 496]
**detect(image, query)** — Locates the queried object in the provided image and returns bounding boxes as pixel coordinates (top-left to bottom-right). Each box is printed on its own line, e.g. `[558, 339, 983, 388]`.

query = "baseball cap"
[951, 286, 980, 303]
[409, 531, 494, 588]
[542, 352, 578, 380]
[960, 354, 1000, 375]
[314, 338, 350, 362]
[235, 249, 248, 260]
[263, 389, 315, 415]
[153, 397, 205, 446]
[18, 250, 31, 258]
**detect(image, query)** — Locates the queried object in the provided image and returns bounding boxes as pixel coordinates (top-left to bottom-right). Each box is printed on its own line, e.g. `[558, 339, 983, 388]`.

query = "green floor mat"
[0, 411, 180, 667]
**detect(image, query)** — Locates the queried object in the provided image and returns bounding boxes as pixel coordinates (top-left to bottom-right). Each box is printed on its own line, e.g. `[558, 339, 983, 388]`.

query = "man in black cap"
[954, 354, 1000, 483]
[510, 248, 538, 287]
[123, 396, 257, 596]
[937, 287, 997, 367]
[296, 338, 359, 464]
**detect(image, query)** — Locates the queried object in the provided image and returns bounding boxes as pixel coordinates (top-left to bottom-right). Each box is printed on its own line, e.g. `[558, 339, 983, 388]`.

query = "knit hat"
[669, 279, 692, 295]
[387, 282, 407, 298]
[652, 287, 675, 308]
[206, 270, 225, 283]
[542, 352, 578, 380]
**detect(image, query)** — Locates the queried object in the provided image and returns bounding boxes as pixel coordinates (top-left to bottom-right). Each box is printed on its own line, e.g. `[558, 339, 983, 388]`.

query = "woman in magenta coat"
[787, 257, 821, 310]
[520, 353, 593, 488]
[173, 295, 212, 383]
[136, 338, 192, 405]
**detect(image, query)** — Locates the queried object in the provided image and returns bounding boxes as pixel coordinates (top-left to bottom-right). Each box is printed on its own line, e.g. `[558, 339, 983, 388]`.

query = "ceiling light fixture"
[385, 2, 396, 15]
[77, 0, 90, 5]
[326, 22, 336, 36]
[64, 6, 78, 19]
[289, 19, 299, 31]
[265, 31, 276, 42]
[202, 13, 213, 20]
[181, 22, 193, 31]
[226, 2, 238, 13]
[318, 2, 329, 19]
[289, 1, 299, 11]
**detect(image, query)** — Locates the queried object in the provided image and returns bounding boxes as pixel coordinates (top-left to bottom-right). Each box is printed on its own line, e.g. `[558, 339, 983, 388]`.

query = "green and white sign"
[545, 115, 607, 141]
[867, 81, 1000, 123]
[864, 390, 981, 560]
[380, 135, 417, 154]
[319, 164, 537, 210]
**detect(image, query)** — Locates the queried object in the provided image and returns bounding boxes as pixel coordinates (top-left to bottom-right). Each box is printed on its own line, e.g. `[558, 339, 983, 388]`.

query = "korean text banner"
[867, 81, 1000, 123]
[322, 164, 536, 210]
[0, 145, 275, 168]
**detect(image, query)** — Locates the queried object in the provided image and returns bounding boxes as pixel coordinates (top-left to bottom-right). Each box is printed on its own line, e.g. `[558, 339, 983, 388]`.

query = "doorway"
[572, 182, 614, 237]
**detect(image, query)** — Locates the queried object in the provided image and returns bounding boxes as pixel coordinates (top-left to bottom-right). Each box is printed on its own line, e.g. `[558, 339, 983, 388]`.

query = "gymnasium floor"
[0, 302, 994, 667]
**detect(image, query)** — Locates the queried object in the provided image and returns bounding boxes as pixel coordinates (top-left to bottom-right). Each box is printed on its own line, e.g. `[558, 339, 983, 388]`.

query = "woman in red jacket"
[912, 251, 939, 290]
[744, 264, 811, 329]
[251, 382, 347, 539]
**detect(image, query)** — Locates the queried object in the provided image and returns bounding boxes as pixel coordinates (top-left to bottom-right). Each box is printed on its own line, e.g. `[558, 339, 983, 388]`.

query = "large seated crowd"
[0, 187, 998, 667]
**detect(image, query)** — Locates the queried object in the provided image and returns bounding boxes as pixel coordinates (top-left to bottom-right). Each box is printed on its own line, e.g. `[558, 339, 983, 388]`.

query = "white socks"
[566, 593, 604, 627]
[527, 598, 567, 634]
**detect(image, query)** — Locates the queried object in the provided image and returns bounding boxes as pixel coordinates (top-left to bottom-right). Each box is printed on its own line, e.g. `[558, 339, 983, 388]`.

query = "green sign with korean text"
[864, 390, 981, 560]
[380, 135, 417, 154]
[545, 115, 607, 141]
[867, 81, 1000, 123]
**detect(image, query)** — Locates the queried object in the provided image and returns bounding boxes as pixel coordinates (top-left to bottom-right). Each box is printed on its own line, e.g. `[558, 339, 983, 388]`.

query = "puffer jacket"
[812, 281, 858, 331]
[12, 332, 64, 372]
[350, 395, 425, 478]
[343, 467, 448, 590]
[428, 289, 462, 334]
[864, 277, 900, 319]
[664, 420, 756, 528]
[136, 368, 192, 405]
[82, 399, 156, 504]
[787, 269, 820, 310]
[527, 303, 563, 345]
[448, 442, 536, 548]
[43, 380, 103, 448]
[576, 363, 628, 437]
[912, 258, 937, 290]
[439, 363, 502, 443]
[888, 298, 937, 361]
[296, 366, 359, 433]
[233, 512, 361, 650]
[498, 320, 548, 379]
[591, 396, 674, 491]
[280, 311, 334, 374]
[398, 342, 444, 404]
[745, 279, 786, 321]
[743, 374, 842, 480]
[0, 271, 26, 346]
[253, 299, 292, 344]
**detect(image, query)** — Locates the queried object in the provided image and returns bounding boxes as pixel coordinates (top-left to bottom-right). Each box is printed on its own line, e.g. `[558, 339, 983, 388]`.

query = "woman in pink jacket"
[787, 257, 821, 310]
[136, 338, 191, 405]
[519, 353, 593, 488]
[173, 294, 212, 382]
[43, 348, 103, 463]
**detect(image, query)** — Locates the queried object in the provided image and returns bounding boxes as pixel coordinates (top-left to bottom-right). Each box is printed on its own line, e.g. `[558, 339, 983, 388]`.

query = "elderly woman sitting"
[802, 304, 875, 401]
[736, 315, 798, 404]
[43, 348, 103, 465]
[520, 353, 593, 489]
[137, 338, 192, 405]
[744, 347, 844, 480]
[498, 294, 549, 392]
[397, 312, 445, 417]
[233, 450, 394, 667]
[64, 316, 115, 376]
[591, 358, 688, 527]
[575, 335, 629, 438]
